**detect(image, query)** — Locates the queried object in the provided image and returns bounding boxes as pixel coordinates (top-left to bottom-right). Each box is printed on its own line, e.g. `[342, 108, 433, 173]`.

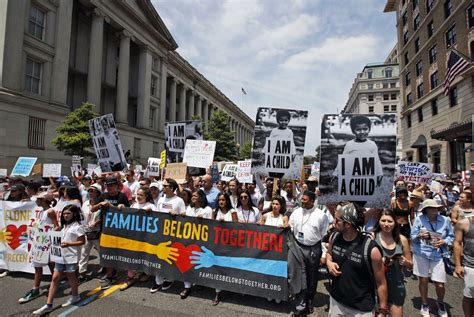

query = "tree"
[204, 109, 238, 161]
[239, 141, 252, 160]
[52, 102, 98, 158]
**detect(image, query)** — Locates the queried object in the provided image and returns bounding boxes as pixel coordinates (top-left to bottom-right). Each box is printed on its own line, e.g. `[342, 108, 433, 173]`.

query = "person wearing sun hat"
[409, 188, 424, 218]
[411, 199, 454, 317]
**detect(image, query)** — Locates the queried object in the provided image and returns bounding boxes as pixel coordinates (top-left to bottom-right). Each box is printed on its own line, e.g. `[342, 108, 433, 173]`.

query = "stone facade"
[0, 0, 254, 172]
[384, 0, 474, 174]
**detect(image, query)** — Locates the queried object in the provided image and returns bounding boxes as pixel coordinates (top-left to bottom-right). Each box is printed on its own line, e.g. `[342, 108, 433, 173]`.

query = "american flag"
[443, 50, 470, 95]
[241, 87, 247, 95]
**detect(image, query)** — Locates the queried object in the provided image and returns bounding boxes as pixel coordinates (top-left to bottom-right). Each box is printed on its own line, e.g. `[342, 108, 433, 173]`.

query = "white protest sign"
[221, 164, 238, 182]
[338, 154, 379, 200]
[49, 231, 63, 264]
[43, 164, 62, 178]
[166, 122, 187, 154]
[28, 227, 52, 264]
[93, 166, 102, 176]
[135, 165, 143, 173]
[264, 137, 295, 174]
[71, 155, 82, 173]
[395, 161, 433, 184]
[236, 161, 253, 184]
[0, 169, 7, 177]
[87, 163, 97, 177]
[182, 140, 216, 169]
[147, 157, 161, 177]
[430, 180, 443, 194]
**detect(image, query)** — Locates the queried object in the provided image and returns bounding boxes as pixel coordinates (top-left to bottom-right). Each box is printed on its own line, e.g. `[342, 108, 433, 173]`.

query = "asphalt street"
[0, 250, 465, 316]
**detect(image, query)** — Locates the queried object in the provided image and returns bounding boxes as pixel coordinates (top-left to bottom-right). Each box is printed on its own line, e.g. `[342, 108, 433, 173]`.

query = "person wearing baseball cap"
[411, 199, 454, 317]
[149, 182, 162, 206]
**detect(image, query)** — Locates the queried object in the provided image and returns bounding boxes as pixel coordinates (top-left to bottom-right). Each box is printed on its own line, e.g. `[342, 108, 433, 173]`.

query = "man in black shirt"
[91, 177, 129, 289]
[326, 203, 388, 317]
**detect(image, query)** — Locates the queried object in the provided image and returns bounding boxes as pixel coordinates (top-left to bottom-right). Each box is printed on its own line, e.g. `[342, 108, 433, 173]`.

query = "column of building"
[136, 46, 152, 129]
[115, 30, 131, 123]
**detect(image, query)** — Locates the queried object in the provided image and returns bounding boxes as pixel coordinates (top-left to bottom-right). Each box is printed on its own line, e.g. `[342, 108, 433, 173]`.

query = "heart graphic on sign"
[171, 242, 201, 273]
[6, 224, 27, 250]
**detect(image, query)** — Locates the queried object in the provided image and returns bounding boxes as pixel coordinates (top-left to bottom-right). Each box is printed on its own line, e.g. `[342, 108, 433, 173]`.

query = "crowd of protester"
[0, 164, 473, 317]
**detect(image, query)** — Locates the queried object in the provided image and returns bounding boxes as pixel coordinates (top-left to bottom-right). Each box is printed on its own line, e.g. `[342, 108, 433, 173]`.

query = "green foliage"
[315, 145, 320, 162]
[52, 102, 98, 158]
[239, 142, 252, 160]
[303, 146, 320, 165]
[204, 109, 238, 161]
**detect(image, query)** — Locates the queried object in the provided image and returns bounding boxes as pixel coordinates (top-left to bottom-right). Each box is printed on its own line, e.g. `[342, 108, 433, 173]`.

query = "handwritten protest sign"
[28, 227, 52, 264]
[43, 164, 62, 178]
[49, 231, 63, 264]
[395, 161, 433, 184]
[221, 164, 238, 182]
[164, 163, 187, 183]
[11, 157, 37, 176]
[146, 158, 161, 177]
[182, 140, 216, 169]
[237, 161, 253, 184]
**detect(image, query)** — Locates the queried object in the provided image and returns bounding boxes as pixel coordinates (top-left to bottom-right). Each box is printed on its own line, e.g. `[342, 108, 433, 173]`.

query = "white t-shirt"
[124, 180, 140, 195]
[216, 208, 237, 222]
[185, 206, 213, 219]
[57, 222, 85, 264]
[236, 206, 261, 224]
[131, 201, 158, 212]
[157, 195, 186, 214]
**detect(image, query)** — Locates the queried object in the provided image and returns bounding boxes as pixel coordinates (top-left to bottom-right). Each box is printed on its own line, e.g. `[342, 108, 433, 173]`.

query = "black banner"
[100, 207, 288, 300]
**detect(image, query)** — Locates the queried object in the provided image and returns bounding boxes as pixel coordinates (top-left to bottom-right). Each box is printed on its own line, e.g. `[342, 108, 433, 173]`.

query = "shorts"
[464, 266, 474, 298]
[33, 262, 50, 268]
[54, 263, 77, 273]
[329, 296, 373, 317]
[413, 254, 446, 283]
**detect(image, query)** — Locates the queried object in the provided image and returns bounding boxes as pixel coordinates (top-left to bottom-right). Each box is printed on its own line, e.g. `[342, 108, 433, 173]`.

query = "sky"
[151, 0, 398, 155]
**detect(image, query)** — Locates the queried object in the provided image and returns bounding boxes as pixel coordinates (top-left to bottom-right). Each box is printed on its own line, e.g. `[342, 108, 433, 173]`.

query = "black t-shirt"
[97, 192, 130, 207]
[329, 233, 379, 312]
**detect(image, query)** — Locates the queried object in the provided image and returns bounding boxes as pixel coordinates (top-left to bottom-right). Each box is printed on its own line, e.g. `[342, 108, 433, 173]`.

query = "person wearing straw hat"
[411, 199, 455, 317]
[409, 189, 424, 219]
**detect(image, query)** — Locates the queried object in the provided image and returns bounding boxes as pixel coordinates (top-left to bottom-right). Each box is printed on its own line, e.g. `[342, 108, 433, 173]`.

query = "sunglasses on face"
[240, 195, 249, 199]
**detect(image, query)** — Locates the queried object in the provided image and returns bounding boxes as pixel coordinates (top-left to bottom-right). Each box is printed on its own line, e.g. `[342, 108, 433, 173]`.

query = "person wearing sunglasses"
[236, 189, 261, 224]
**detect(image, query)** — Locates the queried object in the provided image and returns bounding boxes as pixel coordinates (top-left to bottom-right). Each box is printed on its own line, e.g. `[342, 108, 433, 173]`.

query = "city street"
[0, 250, 465, 316]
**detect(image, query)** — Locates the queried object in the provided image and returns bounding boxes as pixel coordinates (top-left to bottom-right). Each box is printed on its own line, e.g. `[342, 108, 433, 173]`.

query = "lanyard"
[243, 208, 253, 223]
[299, 208, 312, 232]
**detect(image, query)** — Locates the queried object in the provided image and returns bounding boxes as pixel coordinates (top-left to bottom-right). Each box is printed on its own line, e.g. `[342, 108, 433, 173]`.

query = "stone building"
[384, 0, 473, 174]
[0, 0, 254, 172]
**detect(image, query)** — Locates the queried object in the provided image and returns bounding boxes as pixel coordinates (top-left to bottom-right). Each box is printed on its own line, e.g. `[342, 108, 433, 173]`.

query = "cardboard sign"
[221, 164, 238, 182]
[182, 140, 216, 169]
[11, 157, 37, 176]
[395, 161, 433, 184]
[147, 157, 161, 177]
[42, 164, 62, 178]
[164, 163, 187, 184]
[237, 161, 253, 184]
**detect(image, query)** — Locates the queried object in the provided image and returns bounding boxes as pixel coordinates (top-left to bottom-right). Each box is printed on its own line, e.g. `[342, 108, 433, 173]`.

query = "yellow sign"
[160, 150, 166, 169]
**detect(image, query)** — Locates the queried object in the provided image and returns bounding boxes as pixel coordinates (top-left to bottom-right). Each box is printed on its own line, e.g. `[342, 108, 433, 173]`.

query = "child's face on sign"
[353, 123, 370, 141]
[278, 116, 290, 129]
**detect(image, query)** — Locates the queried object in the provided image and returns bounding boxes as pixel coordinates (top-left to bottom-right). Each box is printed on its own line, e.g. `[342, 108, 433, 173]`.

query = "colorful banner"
[0, 201, 41, 273]
[251, 107, 307, 179]
[395, 161, 433, 184]
[89, 114, 127, 172]
[11, 157, 37, 176]
[165, 121, 203, 162]
[100, 207, 288, 301]
[182, 140, 216, 169]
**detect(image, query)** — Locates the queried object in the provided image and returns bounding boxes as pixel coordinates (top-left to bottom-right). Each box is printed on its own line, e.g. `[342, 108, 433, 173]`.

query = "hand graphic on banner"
[100, 233, 179, 264]
[0, 228, 12, 244]
[190, 246, 217, 269]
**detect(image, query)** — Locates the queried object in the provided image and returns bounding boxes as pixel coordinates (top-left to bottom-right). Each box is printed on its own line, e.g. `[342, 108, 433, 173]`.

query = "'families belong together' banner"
[100, 207, 288, 301]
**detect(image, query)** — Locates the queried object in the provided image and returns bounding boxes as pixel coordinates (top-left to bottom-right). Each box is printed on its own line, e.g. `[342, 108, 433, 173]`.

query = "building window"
[384, 94, 389, 101]
[151, 75, 158, 97]
[149, 106, 156, 129]
[417, 83, 424, 98]
[417, 107, 424, 122]
[431, 98, 438, 115]
[430, 71, 439, 89]
[152, 142, 160, 157]
[368, 94, 374, 101]
[449, 86, 457, 106]
[368, 105, 374, 113]
[24, 58, 43, 94]
[407, 93, 413, 106]
[403, 31, 409, 45]
[152, 57, 159, 72]
[450, 141, 465, 173]
[469, 5, 474, 28]
[445, 24, 456, 48]
[405, 72, 411, 86]
[391, 93, 397, 100]
[383, 82, 389, 88]
[368, 83, 374, 89]
[390, 82, 396, 88]
[133, 138, 141, 158]
[444, 0, 452, 19]
[367, 70, 373, 79]
[429, 45, 437, 64]
[385, 68, 392, 78]
[384, 105, 390, 112]
[415, 60, 423, 76]
[404, 52, 409, 65]
[28, 117, 46, 149]
[427, 20, 434, 37]
[414, 14, 420, 31]
[407, 113, 412, 128]
[391, 104, 397, 112]
[28, 5, 45, 40]
[426, 0, 434, 13]
[402, 11, 408, 26]
[415, 38, 420, 52]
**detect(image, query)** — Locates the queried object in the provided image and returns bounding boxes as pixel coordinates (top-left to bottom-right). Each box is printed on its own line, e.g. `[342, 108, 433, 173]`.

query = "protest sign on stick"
[251, 108, 307, 179]
[395, 161, 433, 184]
[318, 114, 397, 208]
[221, 164, 238, 181]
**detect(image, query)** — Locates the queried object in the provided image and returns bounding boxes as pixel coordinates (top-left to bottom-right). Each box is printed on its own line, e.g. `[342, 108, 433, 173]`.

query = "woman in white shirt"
[236, 189, 261, 224]
[259, 196, 287, 228]
[180, 189, 213, 299]
[227, 178, 241, 209]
